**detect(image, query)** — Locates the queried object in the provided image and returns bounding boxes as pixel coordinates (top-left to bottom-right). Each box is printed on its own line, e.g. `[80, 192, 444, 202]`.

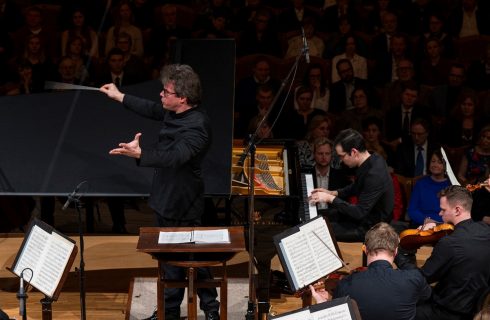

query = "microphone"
[62, 181, 86, 210]
[301, 26, 310, 64]
[18, 273, 26, 316]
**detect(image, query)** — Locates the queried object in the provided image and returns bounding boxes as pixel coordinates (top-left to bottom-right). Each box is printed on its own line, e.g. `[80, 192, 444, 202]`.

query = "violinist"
[310, 222, 431, 320]
[400, 185, 490, 320]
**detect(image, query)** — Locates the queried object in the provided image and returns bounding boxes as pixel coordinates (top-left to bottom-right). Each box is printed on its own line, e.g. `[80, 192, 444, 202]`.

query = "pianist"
[310, 129, 394, 241]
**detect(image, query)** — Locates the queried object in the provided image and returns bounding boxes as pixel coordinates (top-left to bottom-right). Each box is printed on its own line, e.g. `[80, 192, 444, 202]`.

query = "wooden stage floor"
[0, 197, 432, 319]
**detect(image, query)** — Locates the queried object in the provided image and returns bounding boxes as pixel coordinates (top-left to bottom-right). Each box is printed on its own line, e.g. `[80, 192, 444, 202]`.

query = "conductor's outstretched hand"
[109, 133, 142, 159]
[99, 83, 125, 103]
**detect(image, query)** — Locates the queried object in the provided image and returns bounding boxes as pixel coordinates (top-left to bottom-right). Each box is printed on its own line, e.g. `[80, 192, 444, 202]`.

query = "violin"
[465, 182, 489, 192]
[399, 223, 454, 250]
[294, 267, 368, 298]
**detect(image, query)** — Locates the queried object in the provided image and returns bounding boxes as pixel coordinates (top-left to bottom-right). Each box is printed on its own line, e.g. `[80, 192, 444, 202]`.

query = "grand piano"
[230, 139, 318, 314]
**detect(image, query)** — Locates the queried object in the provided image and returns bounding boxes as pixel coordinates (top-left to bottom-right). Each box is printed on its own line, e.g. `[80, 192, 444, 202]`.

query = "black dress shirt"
[334, 260, 431, 320]
[331, 153, 394, 231]
[420, 219, 490, 316]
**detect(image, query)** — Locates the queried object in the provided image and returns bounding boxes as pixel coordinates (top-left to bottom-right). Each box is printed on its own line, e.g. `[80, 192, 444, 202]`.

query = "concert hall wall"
[0, 39, 234, 196]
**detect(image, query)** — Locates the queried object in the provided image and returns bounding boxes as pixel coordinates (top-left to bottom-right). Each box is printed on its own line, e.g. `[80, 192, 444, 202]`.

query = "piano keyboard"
[300, 173, 318, 221]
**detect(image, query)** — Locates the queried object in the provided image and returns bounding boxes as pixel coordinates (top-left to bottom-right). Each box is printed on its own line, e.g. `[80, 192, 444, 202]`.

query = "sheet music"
[193, 229, 230, 243]
[272, 309, 312, 320]
[13, 225, 75, 297]
[281, 231, 322, 288]
[300, 218, 342, 275]
[158, 231, 192, 244]
[312, 303, 353, 320]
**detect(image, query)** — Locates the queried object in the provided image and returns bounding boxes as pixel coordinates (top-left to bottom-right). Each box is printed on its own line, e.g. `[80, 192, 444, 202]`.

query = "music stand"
[137, 226, 245, 320]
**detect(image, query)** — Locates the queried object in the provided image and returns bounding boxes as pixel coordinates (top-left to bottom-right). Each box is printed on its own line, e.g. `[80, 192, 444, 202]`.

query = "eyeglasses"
[162, 88, 177, 97]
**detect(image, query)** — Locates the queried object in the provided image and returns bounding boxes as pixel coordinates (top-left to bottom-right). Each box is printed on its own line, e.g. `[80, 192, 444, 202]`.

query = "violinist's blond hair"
[364, 222, 399, 256]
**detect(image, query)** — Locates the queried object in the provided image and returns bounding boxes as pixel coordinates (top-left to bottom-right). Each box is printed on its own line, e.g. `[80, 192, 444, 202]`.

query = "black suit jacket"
[328, 77, 370, 114]
[385, 104, 431, 142]
[394, 140, 438, 178]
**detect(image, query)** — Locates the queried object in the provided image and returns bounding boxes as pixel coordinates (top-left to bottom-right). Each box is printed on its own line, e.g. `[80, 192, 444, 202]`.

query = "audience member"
[385, 81, 430, 147]
[280, 85, 326, 139]
[416, 13, 455, 60]
[418, 37, 453, 87]
[105, 0, 144, 57]
[320, 0, 358, 33]
[297, 114, 333, 167]
[429, 62, 468, 117]
[96, 47, 139, 87]
[407, 149, 451, 226]
[63, 36, 92, 84]
[60, 7, 99, 59]
[300, 63, 330, 112]
[337, 86, 383, 132]
[114, 31, 149, 84]
[312, 137, 350, 211]
[4, 60, 37, 95]
[398, 0, 437, 36]
[323, 15, 358, 59]
[447, 0, 490, 37]
[231, 0, 265, 32]
[195, 9, 234, 39]
[149, 4, 191, 71]
[371, 11, 399, 61]
[310, 129, 394, 241]
[331, 35, 368, 83]
[235, 56, 281, 120]
[457, 125, 490, 186]
[277, 0, 319, 33]
[237, 8, 281, 57]
[394, 118, 438, 178]
[13, 5, 58, 61]
[373, 33, 412, 86]
[329, 58, 370, 114]
[441, 89, 487, 147]
[310, 222, 431, 320]
[284, 17, 324, 59]
[381, 58, 416, 112]
[362, 116, 394, 167]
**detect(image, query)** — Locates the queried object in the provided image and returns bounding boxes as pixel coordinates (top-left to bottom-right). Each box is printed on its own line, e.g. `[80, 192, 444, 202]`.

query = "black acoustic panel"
[0, 39, 235, 196]
[173, 39, 235, 196]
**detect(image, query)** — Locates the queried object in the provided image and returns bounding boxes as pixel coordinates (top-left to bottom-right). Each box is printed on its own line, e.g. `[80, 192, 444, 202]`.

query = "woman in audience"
[284, 17, 324, 59]
[60, 8, 99, 59]
[441, 89, 486, 148]
[418, 37, 452, 87]
[457, 125, 490, 186]
[64, 35, 91, 84]
[331, 35, 368, 83]
[296, 114, 333, 168]
[300, 63, 330, 112]
[338, 86, 383, 132]
[407, 149, 451, 225]
[105, 0, 144, 57]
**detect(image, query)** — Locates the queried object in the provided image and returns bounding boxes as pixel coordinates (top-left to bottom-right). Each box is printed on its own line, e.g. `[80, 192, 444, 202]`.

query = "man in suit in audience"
[385, 81, 430, 149]
[329, 58, 370, 114]
[394, 118, 438, 178]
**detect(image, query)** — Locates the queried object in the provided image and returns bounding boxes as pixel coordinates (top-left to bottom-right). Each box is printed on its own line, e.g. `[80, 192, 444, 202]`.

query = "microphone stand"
[17, 270, 27, 320]
[64, 181, 87, 320]
[242, 48, 306, 320]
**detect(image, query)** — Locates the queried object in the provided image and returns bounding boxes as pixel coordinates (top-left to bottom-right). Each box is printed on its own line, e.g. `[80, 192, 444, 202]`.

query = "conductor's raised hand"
[109, 133, 142, 159]
[99, 83, 125, 103]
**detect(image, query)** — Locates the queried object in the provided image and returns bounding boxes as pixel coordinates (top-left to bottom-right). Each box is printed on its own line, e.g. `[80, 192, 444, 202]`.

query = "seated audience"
[297, 114, 333, 168]
[331, 35, 368, 83]
[300, 63, 330, 112]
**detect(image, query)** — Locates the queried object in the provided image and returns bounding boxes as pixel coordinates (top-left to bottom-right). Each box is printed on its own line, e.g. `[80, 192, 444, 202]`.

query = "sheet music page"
[300, 218, 342, 275]
[13, 226, 75, 297]
[158, 231, 192, 244]
[33, 232, 75, 296]
[193, 229, 230, 243]
[272, 309, 312, 320]
[281, 231, 322, 288]
[13, 225, 49, 277]
[311, 303, 352, 320]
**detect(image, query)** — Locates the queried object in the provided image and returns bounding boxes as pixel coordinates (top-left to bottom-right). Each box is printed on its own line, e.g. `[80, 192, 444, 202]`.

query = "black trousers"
[156, 215, 220, 313]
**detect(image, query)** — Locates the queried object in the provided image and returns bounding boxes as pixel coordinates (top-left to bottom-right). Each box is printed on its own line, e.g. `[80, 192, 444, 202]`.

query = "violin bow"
[440, 147, 461, 186]
[312, 231, 352, 273]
